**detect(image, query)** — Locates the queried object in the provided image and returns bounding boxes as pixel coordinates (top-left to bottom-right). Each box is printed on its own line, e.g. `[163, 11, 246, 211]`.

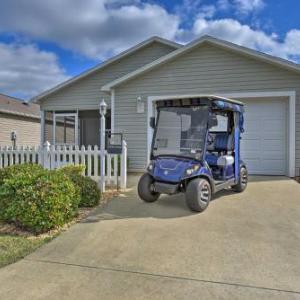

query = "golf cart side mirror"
[208, 115, 218, 128]
[150, 117, 155, 129]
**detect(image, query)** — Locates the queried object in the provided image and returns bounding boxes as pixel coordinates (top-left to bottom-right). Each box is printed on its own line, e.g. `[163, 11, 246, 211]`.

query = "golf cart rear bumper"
[154, 181, 179, 195]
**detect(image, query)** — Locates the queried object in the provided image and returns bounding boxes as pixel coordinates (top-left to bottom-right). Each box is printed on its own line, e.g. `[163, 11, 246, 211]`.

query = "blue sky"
[0, 0, 300, 99]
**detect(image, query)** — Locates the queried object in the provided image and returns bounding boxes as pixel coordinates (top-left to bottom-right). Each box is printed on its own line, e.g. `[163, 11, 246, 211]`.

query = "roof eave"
[0, 108, 40, 120]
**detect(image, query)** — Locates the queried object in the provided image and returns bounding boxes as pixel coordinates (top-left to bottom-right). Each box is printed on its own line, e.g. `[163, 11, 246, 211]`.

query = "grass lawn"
[0, 234, 50, 268]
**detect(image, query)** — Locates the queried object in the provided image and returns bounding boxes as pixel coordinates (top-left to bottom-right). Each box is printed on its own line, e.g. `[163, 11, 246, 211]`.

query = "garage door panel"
[262, 120, 285, 132]
[244, 120, 261, 131]
[261, 140, 286, 151]
[240, 98, 287, 175]
[261, 160, 286, 173]
[260, 152, 285, 160]
[241, 139, 260, 150]
[242, 150, 261, 159]
[244, 159, 261, 172]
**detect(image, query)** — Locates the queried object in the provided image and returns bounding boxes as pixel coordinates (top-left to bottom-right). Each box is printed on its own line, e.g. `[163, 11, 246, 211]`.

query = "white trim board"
[111, 89, 115, 133]
[147, 91, 296, 177]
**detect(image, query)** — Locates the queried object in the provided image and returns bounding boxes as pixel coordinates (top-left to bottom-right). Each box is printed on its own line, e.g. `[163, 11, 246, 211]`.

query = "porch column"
[99, 99, 107, 192]
[40, 110, 45, 147]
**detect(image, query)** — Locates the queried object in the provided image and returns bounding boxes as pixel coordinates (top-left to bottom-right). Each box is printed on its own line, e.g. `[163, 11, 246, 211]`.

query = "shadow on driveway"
[82, 175, 292, 223]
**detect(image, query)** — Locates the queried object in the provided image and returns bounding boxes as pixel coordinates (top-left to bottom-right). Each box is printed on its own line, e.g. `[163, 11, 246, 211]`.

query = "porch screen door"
[53, 112, 78, 146]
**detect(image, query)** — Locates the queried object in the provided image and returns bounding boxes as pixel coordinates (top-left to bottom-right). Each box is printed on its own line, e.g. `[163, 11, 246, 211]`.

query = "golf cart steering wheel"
[207, 133, 215, 145]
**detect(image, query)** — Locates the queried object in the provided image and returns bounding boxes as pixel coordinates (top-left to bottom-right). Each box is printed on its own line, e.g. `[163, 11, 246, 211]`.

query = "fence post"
[120, 140, 127, 189]
[43, 141, 51, 169]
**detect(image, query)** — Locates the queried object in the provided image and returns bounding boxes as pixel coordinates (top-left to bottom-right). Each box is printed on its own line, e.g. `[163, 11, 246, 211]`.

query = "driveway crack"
[24, 258, 300, 295]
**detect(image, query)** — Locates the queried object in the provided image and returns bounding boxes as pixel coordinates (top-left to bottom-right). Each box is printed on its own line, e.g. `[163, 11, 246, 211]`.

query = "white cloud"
[198, 5, 216, 19]
[217, 0, 265, 15]
[284, 30, 300, 55]
[0, 0, 179, 60]
[190, 18, 300, 61]
[0, 43, 69, 99]
[233, 0, 265, 14]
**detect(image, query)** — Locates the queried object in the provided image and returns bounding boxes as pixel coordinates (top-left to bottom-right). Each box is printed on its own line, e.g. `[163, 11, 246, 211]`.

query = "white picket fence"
[0, 140, 127, 190]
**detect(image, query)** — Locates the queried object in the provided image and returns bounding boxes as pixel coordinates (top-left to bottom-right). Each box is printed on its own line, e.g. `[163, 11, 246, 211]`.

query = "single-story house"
[0, 94, 40, 147]
[32, 35, 300, 177]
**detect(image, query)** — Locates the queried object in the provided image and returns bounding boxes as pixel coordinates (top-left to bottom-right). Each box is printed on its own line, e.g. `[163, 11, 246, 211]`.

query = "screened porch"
[41, 109, 111, 147]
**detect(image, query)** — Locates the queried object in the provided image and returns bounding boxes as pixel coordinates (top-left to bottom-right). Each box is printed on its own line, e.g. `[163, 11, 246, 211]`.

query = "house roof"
[31, 36, 182, 103]
[102, 35, 300, 92]
[0, 94, 40, 119]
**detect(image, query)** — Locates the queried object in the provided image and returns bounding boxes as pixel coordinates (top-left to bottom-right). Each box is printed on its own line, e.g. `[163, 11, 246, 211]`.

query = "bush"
[0, 164, 80, 233]
[59, 165, 101, 207]
[0, 164, 44, 186]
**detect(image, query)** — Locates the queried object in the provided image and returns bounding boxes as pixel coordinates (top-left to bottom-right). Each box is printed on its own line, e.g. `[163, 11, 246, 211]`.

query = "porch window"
[54, 113, 78, 146]
[42, 109, 111, 147]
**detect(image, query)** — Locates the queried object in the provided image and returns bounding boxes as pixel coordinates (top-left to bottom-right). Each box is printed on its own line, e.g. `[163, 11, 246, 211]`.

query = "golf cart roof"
[155, 95, 244, 113]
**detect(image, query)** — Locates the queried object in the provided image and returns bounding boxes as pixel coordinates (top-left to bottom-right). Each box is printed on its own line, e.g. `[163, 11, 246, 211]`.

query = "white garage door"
[240, 98, 287, 175]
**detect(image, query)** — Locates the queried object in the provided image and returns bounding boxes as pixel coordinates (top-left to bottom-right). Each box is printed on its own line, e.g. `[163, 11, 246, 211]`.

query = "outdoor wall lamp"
[99, 98, 107, 116]
[137, 96, 145, 113]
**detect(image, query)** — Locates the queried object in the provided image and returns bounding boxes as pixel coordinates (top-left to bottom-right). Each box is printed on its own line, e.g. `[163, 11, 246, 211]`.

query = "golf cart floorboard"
[214, 178, 235, 192]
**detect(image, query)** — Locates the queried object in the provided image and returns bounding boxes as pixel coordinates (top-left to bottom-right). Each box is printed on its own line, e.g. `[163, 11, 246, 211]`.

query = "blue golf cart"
[138, 95, 248, 212]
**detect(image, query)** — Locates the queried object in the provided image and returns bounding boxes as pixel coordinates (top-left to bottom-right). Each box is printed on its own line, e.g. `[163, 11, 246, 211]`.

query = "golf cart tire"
[185, 178, 211, 212]
[138, 173, 160, 203]
[232, 166, 248, 192]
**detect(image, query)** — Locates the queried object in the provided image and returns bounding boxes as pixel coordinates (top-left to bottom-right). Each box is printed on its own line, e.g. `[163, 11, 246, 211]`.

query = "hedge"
[0, 164, 80, 233]
[58, 165, 101, 207]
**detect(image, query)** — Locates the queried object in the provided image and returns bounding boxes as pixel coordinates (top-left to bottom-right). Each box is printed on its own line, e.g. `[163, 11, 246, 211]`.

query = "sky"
[0, 0, 300, 100]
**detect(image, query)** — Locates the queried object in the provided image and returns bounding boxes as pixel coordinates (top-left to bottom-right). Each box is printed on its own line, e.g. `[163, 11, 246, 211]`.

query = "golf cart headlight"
[186, 165, 200, 175]
[186, 168, 193, 175]
[147, 162, 154, 172]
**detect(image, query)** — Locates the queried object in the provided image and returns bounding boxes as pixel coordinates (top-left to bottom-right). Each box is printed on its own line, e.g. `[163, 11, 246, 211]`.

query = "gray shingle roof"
[0, 94, 40, 119]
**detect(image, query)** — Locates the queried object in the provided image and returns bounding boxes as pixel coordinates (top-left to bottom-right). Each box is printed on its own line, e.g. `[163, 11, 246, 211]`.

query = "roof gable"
[102, 35, 300, 91]
[32, 36, 181, 103]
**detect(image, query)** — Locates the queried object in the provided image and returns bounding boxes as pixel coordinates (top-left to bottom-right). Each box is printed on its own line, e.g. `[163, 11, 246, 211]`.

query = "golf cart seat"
[206, 132, 234, 166]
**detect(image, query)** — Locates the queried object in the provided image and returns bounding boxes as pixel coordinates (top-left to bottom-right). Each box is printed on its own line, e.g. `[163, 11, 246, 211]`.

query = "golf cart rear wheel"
[232, 166, 248, 192]
[138, 173, 160, 203]
[185, 178, 211, 212]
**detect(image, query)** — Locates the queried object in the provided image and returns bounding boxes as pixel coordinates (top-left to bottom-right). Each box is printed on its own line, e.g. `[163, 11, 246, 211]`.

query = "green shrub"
[0, 164, 44, 186]
[59, 165, 101, 207]
[0, 164, 80, 233]
[58, 164, 85, 178]
[0, 164, 45, 218]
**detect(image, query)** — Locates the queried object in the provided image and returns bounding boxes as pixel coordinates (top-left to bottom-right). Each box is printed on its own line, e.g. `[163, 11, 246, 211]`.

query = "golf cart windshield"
[152, 106, 209, 159]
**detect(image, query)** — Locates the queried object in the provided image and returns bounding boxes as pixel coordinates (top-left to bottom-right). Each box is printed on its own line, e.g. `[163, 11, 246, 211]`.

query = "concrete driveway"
[1, 176, 300, 299]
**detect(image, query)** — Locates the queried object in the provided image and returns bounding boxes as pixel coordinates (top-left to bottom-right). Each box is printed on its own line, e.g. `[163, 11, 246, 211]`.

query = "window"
[210, 114, 228, 132]
[53, 112, 78, 146]
[152, 106, 208, 159]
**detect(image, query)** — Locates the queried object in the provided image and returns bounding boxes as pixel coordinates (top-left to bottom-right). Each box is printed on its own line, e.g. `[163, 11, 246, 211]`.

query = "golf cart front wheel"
[138, 173, 160, 203]
[232, 166, 248, 192]
[185, 178, 211, 212]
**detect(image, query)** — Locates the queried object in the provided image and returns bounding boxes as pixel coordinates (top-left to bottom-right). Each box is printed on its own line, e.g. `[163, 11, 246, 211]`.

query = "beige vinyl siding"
[0, 113, 40, 147]
[40, 42, 176, 111]
[114, 44, 300, 172]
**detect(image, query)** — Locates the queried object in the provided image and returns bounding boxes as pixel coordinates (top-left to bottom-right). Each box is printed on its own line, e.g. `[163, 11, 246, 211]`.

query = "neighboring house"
[0, 94, 40, 147]
[32, 35, 300, 177]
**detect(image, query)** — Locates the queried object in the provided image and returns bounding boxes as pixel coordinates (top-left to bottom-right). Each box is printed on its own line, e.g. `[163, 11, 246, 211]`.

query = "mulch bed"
[0, 188, 119, 239]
